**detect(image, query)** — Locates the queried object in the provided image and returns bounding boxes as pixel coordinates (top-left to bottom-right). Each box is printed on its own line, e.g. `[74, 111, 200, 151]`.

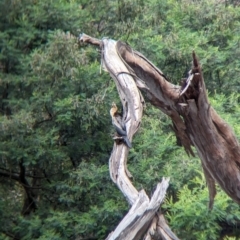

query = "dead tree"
[79, 34, 240, 239]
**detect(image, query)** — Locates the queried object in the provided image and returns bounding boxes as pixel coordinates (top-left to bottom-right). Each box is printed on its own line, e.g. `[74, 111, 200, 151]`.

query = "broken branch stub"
[106, 178, 171, 240]
[181, 53, 240, 206]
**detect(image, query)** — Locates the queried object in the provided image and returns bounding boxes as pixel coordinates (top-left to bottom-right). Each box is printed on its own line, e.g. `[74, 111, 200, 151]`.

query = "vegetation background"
[0, 0, 240, 239]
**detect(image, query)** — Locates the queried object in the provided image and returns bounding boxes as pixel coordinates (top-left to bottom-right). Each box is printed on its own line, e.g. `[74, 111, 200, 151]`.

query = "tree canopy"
[1, 0, 240, 239]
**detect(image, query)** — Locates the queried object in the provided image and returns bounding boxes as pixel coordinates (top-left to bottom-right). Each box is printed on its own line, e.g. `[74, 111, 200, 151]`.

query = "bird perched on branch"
[110, 102, 132, 148]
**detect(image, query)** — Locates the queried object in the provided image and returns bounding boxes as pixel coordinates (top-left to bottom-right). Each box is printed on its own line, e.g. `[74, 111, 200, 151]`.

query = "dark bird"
[110, 102, 132, 148]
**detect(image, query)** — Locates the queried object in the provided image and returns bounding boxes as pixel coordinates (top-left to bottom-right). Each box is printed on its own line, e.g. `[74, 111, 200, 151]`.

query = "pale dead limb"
[80, 33, 178, 239]
[106, 178, 171, 240]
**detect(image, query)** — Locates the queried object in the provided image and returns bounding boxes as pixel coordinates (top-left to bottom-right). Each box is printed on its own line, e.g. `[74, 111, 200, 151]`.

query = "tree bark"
[113, 40, 240, 208]
[79, 33, 240, 238]
[80, 34, 178, 239]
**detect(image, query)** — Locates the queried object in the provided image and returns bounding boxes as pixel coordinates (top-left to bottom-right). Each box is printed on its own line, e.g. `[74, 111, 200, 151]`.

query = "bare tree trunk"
[79, 34, 178, 240]
[79, 34, 240, 239]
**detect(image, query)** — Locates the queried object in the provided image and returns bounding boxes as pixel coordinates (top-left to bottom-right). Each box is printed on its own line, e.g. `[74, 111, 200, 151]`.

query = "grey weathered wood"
[99, 39, 174, 238]
[106, 179, 172, 240]
[101, 38, 143, 205]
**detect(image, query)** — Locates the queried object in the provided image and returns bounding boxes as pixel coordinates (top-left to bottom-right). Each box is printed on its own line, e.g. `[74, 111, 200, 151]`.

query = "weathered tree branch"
[115, 41, 194, 156]
[80, 33, 178, 239]
[79, 33, 101, 47]
[80, 33, 240, 238]
[106, 179, 171, 240]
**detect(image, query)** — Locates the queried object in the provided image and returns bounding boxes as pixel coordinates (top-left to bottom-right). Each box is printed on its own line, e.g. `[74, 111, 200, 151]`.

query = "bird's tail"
[123, 136, 132, 148]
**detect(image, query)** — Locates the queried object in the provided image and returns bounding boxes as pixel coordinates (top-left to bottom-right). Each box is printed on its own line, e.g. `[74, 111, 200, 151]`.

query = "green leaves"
[0, 1, 114, 238]
[164, 174, 240, 240]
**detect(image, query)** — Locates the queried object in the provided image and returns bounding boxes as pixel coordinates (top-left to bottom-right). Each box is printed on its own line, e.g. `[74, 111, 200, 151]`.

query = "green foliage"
[0, 1, 119, 239]
[165, 173, 240, 240]
[129, 105, 200, 197]
[126, 0, 240, 93]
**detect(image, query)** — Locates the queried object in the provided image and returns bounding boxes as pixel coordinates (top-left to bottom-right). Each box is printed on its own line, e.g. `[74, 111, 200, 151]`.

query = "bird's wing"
[112, 115, 127, 136]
